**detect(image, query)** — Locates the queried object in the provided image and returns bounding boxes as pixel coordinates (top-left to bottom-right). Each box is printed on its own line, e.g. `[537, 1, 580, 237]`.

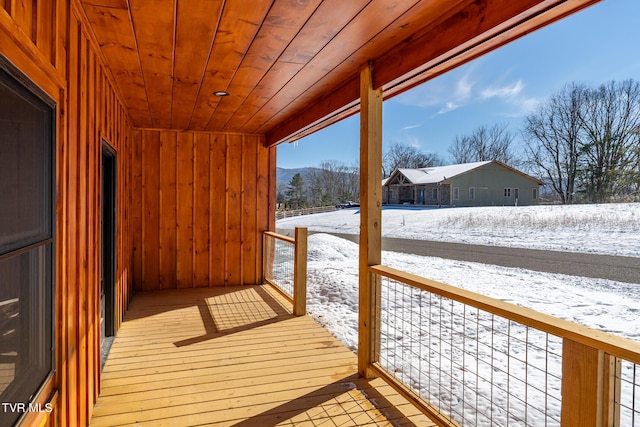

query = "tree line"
[280, 79, 640, 207]
[278, 161, 360, 209]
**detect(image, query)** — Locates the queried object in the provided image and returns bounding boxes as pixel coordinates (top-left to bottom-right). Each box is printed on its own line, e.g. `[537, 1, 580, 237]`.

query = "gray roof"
[385, 161, 544, 186]
[391, 161, 492, 184]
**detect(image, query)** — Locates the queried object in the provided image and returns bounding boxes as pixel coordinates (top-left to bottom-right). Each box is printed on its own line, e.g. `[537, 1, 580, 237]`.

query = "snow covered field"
[276, 203, 640, 426]
[278, 202, 640, 256]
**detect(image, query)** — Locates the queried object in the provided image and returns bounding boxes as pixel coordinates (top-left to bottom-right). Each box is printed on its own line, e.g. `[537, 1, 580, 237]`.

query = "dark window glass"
[0, 62, 54, 427]
[0, 80, 51, 254]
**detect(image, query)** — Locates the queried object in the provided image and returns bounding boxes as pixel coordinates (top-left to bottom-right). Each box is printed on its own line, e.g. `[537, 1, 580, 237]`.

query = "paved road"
[321, 232, 640, 284]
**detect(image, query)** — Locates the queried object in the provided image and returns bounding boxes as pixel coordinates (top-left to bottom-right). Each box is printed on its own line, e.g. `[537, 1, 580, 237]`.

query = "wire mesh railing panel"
[373, 273, 563, 426]
[616, 359, 640, 426]
[264, 234, 295, 299]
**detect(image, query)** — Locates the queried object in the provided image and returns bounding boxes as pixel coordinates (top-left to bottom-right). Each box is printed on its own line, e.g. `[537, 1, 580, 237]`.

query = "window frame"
[0, 55, 56, 426]
[469, 187, 475, 200]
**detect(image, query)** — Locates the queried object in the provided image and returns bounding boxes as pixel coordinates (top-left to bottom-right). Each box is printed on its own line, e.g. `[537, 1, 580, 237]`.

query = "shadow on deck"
[90, 285, 435, 426]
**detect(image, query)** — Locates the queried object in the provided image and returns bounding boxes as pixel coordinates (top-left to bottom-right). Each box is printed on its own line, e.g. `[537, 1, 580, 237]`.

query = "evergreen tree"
[285, 173, 306, 208]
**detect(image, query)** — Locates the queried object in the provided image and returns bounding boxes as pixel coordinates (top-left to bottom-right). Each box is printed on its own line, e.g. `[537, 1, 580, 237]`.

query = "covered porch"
[4, 0, 634, 426]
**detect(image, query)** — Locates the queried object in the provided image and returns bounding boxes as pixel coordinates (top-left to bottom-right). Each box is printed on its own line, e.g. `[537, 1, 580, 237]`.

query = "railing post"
[561, 338, 616, 426]
[293, 227, 307, 316]
[358, 62, 383, 378]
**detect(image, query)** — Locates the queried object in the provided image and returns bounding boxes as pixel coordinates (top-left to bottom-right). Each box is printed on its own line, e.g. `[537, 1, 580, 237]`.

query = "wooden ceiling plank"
[265, 0, 598, 145]
[251, 0, 471, 135]
[188, 0, 274, 131]
[206, 0, 322, 132]
[170, 0, 224, 130]
[254, 0, 522, 134]
[224, 61, 303, 132]
[226, 0, 370, 132]
[265, 74, 361, 145]
[81, 3, 151, 127]
[129, 0, 175, 129]
[241, 0, 423, 134]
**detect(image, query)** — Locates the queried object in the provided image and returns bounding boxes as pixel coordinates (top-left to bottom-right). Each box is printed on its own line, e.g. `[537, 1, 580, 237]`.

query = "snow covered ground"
[278, 202, 640, 256]
[276, 203, 640, 426]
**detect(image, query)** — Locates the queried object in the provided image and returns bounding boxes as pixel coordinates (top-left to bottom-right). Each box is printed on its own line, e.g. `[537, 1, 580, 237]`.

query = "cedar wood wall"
[131, 130, 272, 290]
[0, 1, 273, 425]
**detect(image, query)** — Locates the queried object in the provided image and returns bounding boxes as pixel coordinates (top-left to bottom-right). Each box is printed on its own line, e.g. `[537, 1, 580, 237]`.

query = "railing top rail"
[370, 264, 640, 364]
[264, 230, 295, 244]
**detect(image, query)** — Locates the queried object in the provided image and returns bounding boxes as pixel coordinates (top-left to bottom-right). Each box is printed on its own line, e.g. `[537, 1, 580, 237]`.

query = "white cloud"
[401, 124, 422, 131]
[394, 67, 476, 111]
[454, 72, 475, 100]
[481, 80, 524, 100]
[437, 102, 461, 115]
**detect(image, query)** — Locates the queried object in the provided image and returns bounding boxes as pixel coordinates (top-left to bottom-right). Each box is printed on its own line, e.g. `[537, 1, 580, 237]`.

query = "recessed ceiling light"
[214, 91, 229, 97]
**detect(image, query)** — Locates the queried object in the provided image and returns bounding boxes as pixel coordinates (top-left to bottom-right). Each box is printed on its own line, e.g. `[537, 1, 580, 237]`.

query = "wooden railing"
[364, 264, 640, 427]
[263, 228, 308, 316]
[275, 205, 336, 220]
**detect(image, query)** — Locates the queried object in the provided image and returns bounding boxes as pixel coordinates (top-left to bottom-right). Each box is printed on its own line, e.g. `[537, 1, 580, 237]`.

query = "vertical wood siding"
[131, 130, 270, 290]
[1, 1, 134, 425]
[3, 2, 273, 426]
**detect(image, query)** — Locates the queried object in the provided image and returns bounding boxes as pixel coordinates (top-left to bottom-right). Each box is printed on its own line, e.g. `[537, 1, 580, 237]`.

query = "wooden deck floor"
[90, 285, 436, 427]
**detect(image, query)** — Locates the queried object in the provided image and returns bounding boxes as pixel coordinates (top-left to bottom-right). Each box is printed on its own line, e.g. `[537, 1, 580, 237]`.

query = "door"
[101, 143, 116, 367]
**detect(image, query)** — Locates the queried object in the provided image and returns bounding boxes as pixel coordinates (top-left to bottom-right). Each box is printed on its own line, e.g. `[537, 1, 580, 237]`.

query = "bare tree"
[523, 83, 588, 204]
[307, 160, 359, 205]
[524, 80, 640, 203]
[448, 123, 516, 165]
[578, 79, 640, 202]
[382, 143, 442, 177]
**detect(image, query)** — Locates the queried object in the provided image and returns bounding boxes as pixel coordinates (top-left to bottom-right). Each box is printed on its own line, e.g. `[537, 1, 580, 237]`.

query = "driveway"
[318, 232, 640, 285]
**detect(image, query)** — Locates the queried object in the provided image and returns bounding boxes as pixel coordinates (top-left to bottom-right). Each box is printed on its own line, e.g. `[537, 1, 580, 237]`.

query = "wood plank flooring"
[90, 285, 436, 426]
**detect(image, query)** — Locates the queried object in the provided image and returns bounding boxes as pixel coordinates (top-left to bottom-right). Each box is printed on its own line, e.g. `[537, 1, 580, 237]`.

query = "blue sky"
[277, 0, 640, 169]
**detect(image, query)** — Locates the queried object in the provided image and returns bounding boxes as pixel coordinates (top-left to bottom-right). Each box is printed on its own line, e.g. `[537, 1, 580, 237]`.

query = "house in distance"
[382, 160, 543, 207]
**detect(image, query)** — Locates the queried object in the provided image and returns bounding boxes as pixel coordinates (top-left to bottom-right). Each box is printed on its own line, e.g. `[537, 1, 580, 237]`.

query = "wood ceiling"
[79, 0, 598, 146]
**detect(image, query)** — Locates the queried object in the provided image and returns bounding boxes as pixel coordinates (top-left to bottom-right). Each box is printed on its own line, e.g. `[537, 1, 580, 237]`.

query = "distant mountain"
[276, 167, 321, 186]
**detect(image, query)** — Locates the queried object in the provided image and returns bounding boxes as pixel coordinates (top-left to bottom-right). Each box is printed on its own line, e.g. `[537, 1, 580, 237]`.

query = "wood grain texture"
[0, 2, 135, 425]
[176, 132, 194, 288]
[89, 286, 436, 426]
[142, 131, 161, 290]
[131, 131, 271, 290]
[0, 1, 610, 426]
[561, 340, 608, 427]
[209, 133, 226, 285]
[75, 0, 599, 142]
[159, 131, 177, 289]
[170, 0, 223, 130]
[193, 132, 211, 287]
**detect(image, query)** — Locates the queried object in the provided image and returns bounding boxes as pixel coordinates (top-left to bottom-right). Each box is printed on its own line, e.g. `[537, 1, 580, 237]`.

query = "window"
[532, 188, 538, 199]
[0, 59, 54, 427]
[432, 188, 438, 200]
[453, 187, 459, 200]
[504, 188, 512, 197]
[469, 187, 475, 200]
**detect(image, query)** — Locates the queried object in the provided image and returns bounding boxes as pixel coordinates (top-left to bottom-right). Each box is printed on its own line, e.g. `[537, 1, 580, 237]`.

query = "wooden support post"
[358, 62, 383, 378]
[293, 227, 308, 316]
[561, 338, 615, 427]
